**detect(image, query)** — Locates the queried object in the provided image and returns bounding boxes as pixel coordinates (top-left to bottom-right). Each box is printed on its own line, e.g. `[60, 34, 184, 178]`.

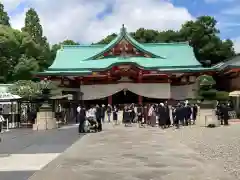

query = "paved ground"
[29, 124, 234, 180]
[0, 124, 82, 180]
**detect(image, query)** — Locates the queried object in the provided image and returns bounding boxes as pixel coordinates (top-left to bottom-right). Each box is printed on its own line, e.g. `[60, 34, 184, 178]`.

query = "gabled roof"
[85, 25, 164, 60]
[39, 25, 212, 76]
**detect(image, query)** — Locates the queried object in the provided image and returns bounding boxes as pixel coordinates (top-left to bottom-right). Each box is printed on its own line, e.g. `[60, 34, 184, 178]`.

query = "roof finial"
[120, 24, 126, 35]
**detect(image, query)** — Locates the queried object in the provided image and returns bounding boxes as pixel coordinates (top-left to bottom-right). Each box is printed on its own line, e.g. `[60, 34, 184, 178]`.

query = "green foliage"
[8, 80, 58, 99]
[215, 91, 229, 100]
[199, 89, 229, 100]
[13, 55, 39, 80]
[199, 89, 217, 100]
[8, 80, 42, 99]
[0, 3, 10, 26]
[0, 25, 42, 81]
[22, 8, 52, 69]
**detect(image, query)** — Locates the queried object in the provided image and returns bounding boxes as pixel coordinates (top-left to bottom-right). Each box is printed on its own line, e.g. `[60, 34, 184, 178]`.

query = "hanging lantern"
[181, 76, 187, 83]
[189, 76, 196, 83]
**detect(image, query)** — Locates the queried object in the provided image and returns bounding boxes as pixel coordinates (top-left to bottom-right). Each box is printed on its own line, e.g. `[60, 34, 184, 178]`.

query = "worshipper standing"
[158, 103, 166, 128]
[137, 104, 143, 127]
[112, 105, 118, 125]
[100, 104, 106, 123]
[174, 103, 182, 129]
[95, 105, 102, 131]
[164, 102, 171, 127]
[76, 104, 81, 123]
[222, 103, 230, 126]
[148, 104, 157, 127]
[78, 106, 86, 133]
[185, 104, 192, 126]
[171, 106, 176, 126]
[106, 104, 112, 123]
[129, 104, 136, 123]
[192, 104, 198, 125]
[143, 105, 148, 124]
[123, 105, 131, 126]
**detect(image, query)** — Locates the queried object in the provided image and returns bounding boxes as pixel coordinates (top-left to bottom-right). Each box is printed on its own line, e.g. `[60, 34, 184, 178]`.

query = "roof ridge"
[143, 42, 189, 45]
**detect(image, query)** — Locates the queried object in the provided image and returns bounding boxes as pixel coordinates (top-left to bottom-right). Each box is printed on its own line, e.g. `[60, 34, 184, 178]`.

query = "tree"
[9, 80, 58, 99]
[22, 8, 52, 70]
[13, 55, 39, 80]
[0, 25, 41, 81]
[22, 8, 43, 43]
[180, 16, 235, 65]
[97, 33, 117, 44]
[0, 3, 10, 26]
[8, 80, 42, 99]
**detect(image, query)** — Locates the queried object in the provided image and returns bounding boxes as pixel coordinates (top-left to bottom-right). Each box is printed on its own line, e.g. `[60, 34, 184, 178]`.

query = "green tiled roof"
[39, 25, 216, 76]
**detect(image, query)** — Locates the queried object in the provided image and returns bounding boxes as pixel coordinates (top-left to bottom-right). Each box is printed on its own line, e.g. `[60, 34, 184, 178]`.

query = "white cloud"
[4, 0, 194, 44]
[0, 0, 22, 11]
[233, 37, 240, 53]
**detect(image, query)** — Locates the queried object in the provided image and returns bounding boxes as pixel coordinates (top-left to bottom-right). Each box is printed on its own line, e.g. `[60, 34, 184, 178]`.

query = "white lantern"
[189, 76, 196, 83]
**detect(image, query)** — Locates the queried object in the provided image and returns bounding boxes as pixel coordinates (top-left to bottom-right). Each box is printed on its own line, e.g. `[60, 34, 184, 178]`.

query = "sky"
[1, 0, 240, 52]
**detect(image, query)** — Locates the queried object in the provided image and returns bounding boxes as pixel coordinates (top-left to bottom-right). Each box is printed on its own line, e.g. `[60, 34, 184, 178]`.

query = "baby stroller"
[83, 117, 98, 133]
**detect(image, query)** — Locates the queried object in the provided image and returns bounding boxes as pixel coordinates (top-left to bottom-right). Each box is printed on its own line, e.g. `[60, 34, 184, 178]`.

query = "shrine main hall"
[37, 25, 239, 105]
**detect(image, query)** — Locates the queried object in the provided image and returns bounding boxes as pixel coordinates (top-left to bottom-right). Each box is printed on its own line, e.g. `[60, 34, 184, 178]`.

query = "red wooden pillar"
[138, 70, 143, 105]
[108, 96, 112, 105]
[107, 71, 112, 105]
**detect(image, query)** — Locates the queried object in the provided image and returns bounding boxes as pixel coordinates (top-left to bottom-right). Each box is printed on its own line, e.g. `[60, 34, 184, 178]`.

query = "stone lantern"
[33, 79, 57, 131]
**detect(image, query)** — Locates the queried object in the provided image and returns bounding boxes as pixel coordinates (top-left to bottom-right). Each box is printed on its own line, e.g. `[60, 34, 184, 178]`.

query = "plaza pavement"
[0, 124, 82, 180]
[29, 123, 234, 180]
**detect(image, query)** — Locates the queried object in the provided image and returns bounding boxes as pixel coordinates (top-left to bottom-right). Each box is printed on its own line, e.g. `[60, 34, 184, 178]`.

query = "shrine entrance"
[112, 90, 138, 105]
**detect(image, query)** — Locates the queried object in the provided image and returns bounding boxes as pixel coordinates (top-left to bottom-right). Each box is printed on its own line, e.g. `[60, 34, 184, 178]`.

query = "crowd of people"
[76, 101, 200, 133]
[121, 102, 198, 129]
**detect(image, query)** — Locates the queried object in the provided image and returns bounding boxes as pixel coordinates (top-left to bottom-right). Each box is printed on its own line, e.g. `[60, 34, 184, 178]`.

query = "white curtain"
[81, 83, 170, 100]
[81, 84, 123, 100]
[127, 83, 170, 99]
[171, 84, 196, 100]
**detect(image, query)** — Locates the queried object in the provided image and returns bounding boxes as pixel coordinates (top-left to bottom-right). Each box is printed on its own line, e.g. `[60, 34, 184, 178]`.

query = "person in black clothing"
[158, 103, 166, 129]
[174, 104, 182, 129]
[100, 105, 106, 123]
[185, 104, 192, 126]
[112, 105, 118, 125]
[78, 106, 86, 133]
[106, 105, 112, 123]
[192, 104, 198, 124]
[137, 104, 143, 126]
[164, 102, 171, 127]
[95, 105, 102, 131]
[222, 104, 229, 126]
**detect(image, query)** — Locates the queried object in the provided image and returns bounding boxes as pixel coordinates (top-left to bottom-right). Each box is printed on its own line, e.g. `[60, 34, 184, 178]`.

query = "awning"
[229, 91, 240, 97]
[0, 93, 21, 100]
